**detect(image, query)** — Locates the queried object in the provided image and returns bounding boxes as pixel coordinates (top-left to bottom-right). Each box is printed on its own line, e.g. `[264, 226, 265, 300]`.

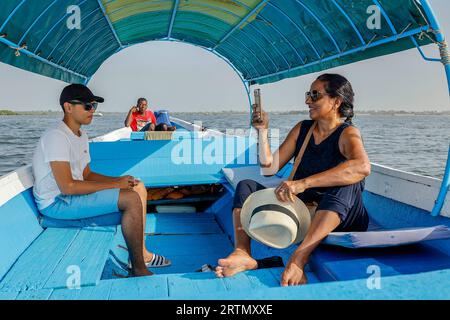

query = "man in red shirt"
[124, 98, 157, 131]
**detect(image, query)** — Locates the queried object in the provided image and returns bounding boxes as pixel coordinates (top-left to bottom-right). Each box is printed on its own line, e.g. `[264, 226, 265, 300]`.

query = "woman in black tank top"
[215, 74, 371, 287]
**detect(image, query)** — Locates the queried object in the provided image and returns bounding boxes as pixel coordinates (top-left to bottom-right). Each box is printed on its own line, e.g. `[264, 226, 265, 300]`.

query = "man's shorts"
[40, 188, 122, 228]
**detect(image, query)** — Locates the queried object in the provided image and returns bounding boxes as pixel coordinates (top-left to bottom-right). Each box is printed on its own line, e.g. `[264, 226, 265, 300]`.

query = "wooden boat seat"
[0, 225, 116, 292]
[310, 240, 450, 282]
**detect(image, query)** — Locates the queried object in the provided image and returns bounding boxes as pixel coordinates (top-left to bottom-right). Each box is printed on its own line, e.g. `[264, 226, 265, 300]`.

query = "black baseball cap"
[59, 84, 104, 106]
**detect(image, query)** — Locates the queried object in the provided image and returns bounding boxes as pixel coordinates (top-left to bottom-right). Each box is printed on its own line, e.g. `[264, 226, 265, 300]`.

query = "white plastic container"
[155, 205, 197, 213]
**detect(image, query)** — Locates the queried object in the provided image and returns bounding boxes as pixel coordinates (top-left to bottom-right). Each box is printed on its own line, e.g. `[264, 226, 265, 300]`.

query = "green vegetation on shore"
[1, 109, 449, 116]
[0, 110, 20, 115]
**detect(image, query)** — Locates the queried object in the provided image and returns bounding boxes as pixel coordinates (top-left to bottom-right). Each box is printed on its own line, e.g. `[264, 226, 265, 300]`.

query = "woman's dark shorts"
[233, 179, 369, 232]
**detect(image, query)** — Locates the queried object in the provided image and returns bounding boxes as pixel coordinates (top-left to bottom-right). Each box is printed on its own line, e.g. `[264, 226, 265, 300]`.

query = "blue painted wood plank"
[0, 228, 79, 292]
[148, 212, 214, 218]
[245, 268, 280, 288]
[146, 234, 234, 256]
[147, 221, 223, 235]
[49, 281, 113, 300]
[151, 253, 225, 275]
[0, 189, 43, 281]
[16, 289, 53, 300]
[44, 227, 116, 289]
[0, 291, 18, 300]
[108, 276, 169, 300]
[311, 243, 450, 282]
[168, 272, 227, 299]
[268, 267, 321, 285]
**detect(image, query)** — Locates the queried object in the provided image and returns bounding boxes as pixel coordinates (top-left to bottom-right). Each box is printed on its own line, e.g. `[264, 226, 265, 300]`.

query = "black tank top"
[293, 120, 351, 182]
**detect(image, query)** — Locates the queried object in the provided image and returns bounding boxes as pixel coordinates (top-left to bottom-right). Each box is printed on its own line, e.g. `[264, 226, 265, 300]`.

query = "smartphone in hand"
[253, 89, 263, 124]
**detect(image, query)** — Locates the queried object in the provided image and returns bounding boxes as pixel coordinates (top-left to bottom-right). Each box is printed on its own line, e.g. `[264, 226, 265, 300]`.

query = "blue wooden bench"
[0, 189, 116, 293]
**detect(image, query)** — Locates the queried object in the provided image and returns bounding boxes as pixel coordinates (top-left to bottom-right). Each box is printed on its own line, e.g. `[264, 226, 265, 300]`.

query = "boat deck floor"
[3, 210, 450, 299]
[0, 211, 321, 300]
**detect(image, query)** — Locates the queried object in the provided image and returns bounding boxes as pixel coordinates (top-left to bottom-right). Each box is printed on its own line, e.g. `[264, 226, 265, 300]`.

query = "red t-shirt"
[130, 110, 157, 131]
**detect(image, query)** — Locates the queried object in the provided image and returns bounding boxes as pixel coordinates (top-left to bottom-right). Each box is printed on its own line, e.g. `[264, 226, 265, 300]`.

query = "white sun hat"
[240, 188, 313, 249]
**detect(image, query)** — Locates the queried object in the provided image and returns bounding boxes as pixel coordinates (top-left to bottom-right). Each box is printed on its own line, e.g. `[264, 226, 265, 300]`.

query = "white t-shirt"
[32, 121, 91, 210]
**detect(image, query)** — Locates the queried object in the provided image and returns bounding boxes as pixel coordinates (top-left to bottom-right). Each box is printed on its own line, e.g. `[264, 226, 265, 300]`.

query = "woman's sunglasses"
[69, 100, 98, 112]
[305, 90, 328, 102]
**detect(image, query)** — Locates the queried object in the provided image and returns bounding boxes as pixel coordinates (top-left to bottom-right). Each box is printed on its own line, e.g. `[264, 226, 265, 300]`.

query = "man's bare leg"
[118, 189, 152, 277]
[133, 182, 154, 262]
[281, 210, 340, 286]
[215, 208, 258, 278]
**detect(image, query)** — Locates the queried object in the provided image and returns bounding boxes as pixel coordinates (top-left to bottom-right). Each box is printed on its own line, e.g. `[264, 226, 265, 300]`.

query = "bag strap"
[288, 121, 317, 181]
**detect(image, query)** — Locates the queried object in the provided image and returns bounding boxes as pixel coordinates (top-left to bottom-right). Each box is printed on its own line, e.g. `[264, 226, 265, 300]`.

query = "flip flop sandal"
[128, 254, 171, 269]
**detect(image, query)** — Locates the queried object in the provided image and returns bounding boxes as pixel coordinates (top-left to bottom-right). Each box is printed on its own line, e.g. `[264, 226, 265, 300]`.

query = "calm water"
[0, 113, 449, 179]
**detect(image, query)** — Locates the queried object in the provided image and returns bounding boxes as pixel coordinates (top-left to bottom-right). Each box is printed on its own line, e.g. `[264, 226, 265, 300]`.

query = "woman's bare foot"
[215, 249, 258, 278]
[131, 268, 153, 277]
[281, 259, 308, 286]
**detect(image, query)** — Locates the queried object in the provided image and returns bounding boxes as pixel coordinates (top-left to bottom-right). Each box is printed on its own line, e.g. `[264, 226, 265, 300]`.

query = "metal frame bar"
[410, 36, 441, 62]
[266, 2, 320, 60]
[46, 7, 100, 61]
[213, 0, 270, 50]
[372, 0, 397, 35]
[249, 26, 429, 82]
[331, 0, 366, 46]
[34, 0, 90, 54]
[0, 0, 27, 33]
[17, 0, 59, 47]
[167, 0, 180, 39]
[171, 1, 295, 69]
[419, 0, 450, 216]
[0, 35, 88, 80]
[163, 18, 266, 74]
[294, 0, 341, 53]
[97, 0, 123, 48]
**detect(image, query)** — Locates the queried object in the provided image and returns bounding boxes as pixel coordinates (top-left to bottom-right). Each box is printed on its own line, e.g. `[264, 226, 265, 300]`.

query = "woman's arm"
[300, 126, 370, 190]
[259, 118, 302, 176]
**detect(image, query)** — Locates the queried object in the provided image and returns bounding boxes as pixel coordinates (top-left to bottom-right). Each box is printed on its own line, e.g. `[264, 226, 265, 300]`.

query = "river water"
[0, 113, 449, 179]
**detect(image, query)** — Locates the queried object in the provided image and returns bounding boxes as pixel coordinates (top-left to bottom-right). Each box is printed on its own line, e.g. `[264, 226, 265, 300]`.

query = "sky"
[0, 0, 449, 113]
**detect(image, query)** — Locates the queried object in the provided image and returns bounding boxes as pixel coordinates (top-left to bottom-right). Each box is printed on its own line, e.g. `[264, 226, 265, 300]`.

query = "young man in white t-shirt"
[32, 84, 170, 277]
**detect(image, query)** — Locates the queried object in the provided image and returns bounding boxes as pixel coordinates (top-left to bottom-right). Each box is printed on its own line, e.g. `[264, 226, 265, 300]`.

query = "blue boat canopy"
[0, 0, 436, 85]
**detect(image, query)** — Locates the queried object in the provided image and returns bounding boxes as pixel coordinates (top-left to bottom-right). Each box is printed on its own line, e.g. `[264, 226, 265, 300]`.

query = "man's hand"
[130, 106, 138, 113]
[115, 175, 139, 190]
[274, 179, 307, 202]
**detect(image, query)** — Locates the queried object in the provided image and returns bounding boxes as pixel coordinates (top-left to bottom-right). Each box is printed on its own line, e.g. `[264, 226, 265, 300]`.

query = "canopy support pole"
[168, 0, 180, 39]
[419, 0, 450, 216]
[97, 0, 123, 49]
